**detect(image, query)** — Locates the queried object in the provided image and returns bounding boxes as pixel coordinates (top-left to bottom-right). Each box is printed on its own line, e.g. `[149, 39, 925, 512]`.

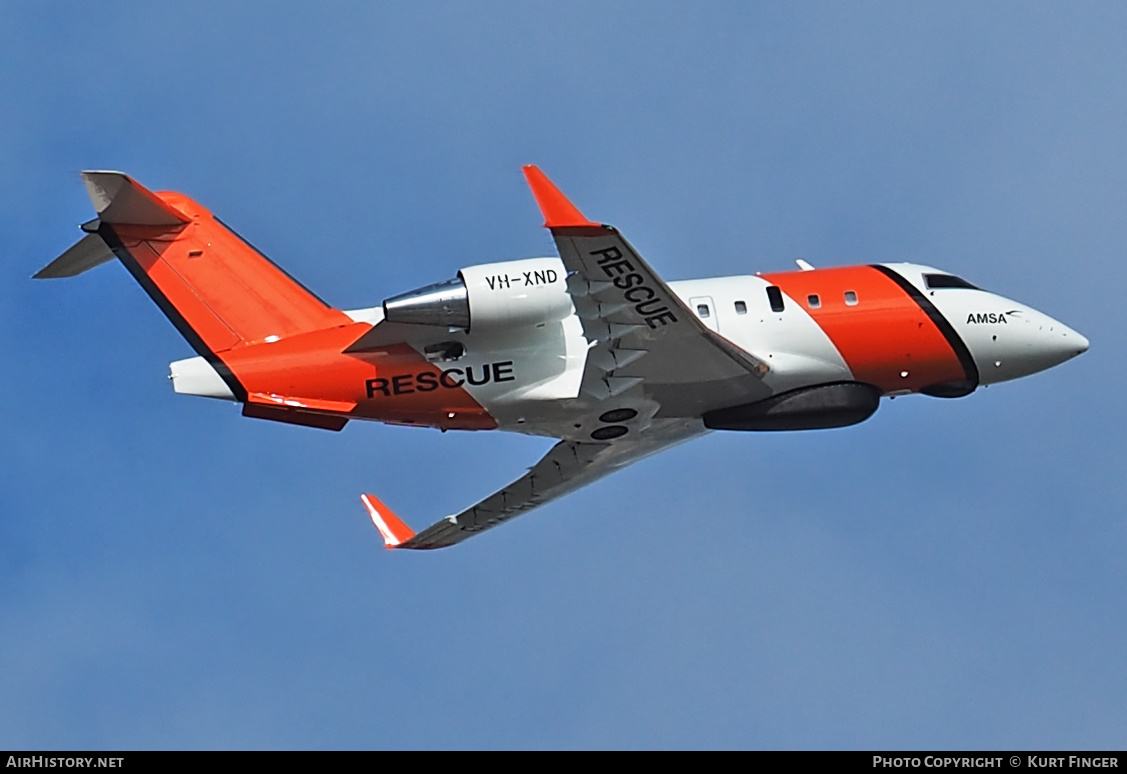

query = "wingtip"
[360, 494, 416, 548]
[521, 165, 600, 229]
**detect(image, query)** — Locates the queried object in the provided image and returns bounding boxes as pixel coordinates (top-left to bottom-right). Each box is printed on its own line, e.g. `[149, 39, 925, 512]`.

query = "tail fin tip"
[80, 170, 190, 227]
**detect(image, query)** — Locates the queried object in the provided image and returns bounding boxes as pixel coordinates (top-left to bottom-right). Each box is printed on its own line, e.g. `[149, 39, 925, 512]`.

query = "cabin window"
[766, 286, 785, 312]
[734, 301, 747, 315]
[696, 304, 711, 318]
[844, 291, 858, 306]
[924, 273, 979, 290]
[807, 294, 821, 309]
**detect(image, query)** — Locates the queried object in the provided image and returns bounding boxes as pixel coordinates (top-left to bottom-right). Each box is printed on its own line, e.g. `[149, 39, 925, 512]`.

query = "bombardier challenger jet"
[36, 167, 1089, 549]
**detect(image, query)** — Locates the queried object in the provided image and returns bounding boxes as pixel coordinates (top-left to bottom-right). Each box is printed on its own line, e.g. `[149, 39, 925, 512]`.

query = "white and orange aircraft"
[38, 167, 1088, 550]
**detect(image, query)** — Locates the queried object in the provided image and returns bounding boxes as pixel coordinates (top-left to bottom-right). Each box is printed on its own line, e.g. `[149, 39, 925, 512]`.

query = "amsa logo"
[966, 310, 1021, 325]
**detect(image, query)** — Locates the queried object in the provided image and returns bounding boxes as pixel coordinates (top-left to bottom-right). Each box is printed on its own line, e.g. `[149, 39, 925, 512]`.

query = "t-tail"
[36, 171, 355, 422]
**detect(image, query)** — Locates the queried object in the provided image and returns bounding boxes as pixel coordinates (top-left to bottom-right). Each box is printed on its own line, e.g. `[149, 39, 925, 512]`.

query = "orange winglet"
[360, 494, 416, 548]
[521, 165, 601, 229]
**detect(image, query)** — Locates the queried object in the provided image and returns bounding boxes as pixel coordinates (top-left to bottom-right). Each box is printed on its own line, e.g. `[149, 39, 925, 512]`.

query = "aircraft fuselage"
[172, 257, 1087, 442]
[42, 167, 1088, 549]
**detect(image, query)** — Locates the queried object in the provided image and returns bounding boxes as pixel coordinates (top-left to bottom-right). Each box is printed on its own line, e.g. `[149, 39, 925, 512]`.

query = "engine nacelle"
[383, 257, 572, 333]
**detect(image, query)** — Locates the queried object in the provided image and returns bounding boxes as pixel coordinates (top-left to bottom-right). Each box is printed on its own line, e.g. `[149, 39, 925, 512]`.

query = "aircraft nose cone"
[1036, 318, 1089, 368]
[1075, 331, 1090, 355]
[976, 304, 1089, 385]
[1053, 323, 1088, 359]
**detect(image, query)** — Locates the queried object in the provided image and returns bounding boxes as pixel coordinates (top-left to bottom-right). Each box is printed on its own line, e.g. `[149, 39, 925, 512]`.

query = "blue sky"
[1, 2, 1124, 749]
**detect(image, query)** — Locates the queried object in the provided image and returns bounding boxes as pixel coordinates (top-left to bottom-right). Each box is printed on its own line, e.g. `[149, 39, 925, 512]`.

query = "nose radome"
[951, 292, 1087, 385]
[1055, 321, 1088, 356]
[1040, 318, 1089, 365]
[986, 304, 1089, 382]
[1075, 331, 1090, 354]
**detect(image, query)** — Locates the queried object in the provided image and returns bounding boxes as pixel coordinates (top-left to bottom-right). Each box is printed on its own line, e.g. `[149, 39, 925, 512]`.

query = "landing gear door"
[688, 296, 719, 333]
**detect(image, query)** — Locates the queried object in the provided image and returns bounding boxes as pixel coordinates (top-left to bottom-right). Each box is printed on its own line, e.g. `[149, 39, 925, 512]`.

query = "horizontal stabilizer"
[81, 170, 190, 227]
[34, 233, 115, 279]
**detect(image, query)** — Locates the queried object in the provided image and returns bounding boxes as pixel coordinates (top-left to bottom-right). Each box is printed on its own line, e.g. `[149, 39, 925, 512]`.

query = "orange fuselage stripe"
[761, 266, 967, 393]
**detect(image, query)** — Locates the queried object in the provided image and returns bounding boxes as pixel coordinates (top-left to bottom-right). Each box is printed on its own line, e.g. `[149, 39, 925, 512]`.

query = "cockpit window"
[924, 273, 979, 290]
[766, 286, 785, 312]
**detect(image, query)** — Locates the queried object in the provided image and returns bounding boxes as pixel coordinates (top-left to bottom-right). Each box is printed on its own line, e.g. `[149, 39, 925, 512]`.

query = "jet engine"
[382, 257, 572, 333]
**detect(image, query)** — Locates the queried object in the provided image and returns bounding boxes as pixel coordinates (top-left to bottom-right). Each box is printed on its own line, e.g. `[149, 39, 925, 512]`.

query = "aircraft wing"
[362, 418, 702, 550]
[361, 167, 771, 550]
[522, 166, 770, 416]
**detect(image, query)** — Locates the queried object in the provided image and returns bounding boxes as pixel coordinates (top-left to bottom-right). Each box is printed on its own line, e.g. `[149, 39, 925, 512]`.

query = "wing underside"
[364, 418, 702, 550]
